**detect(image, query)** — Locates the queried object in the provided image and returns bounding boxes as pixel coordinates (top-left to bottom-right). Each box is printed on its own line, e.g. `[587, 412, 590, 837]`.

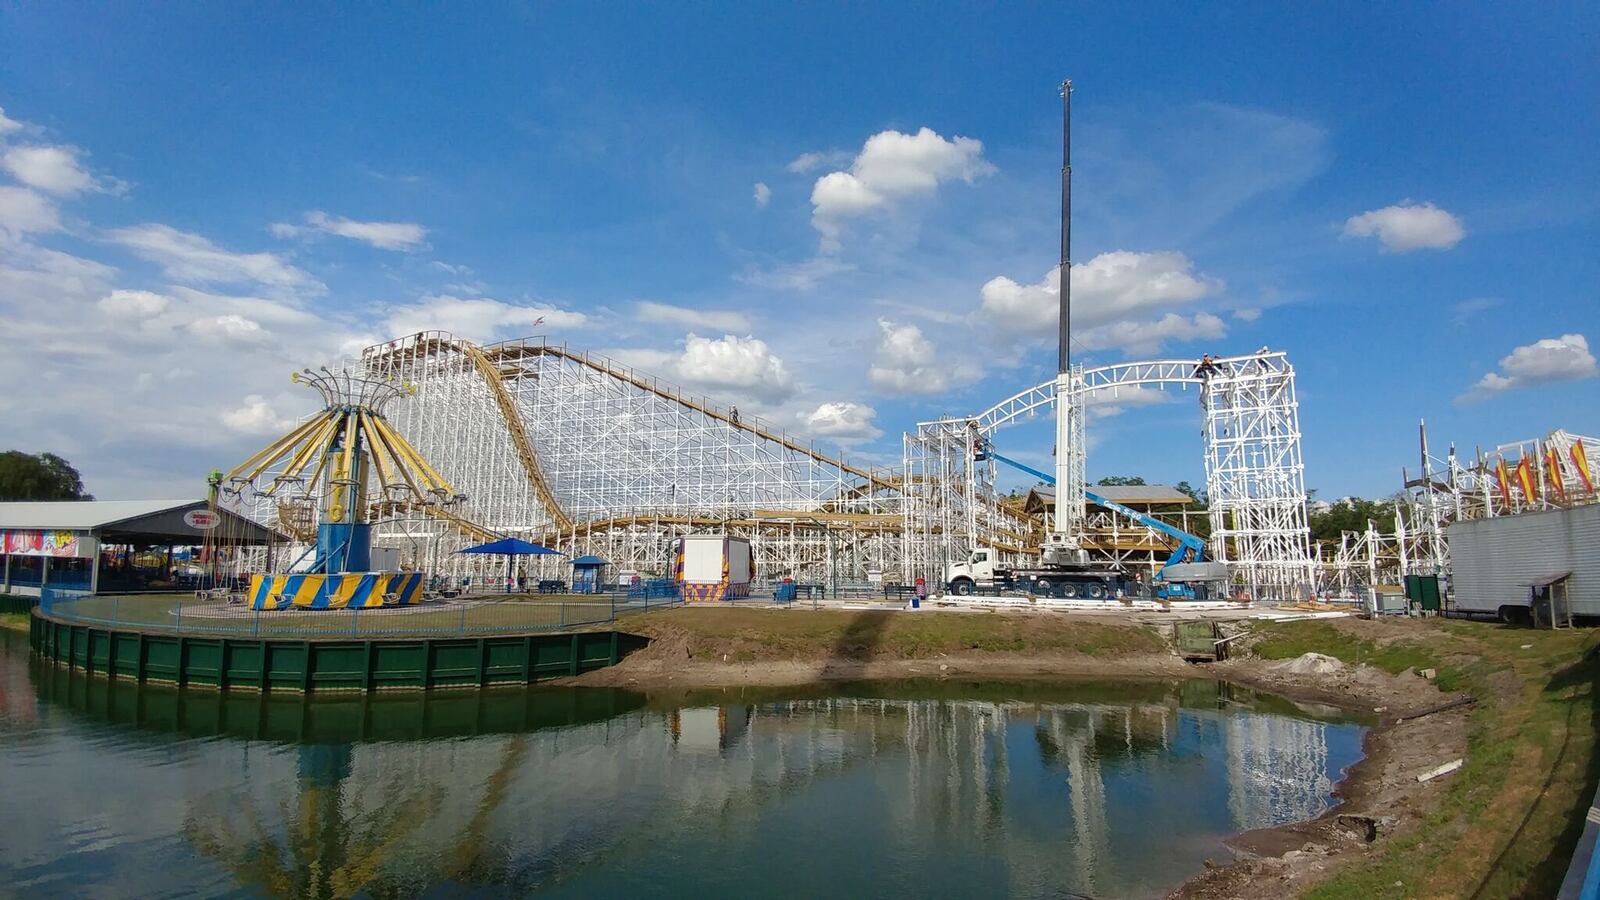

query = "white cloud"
[1079, 312, 1228, 356]
[383, 294, 585, 342]
[0, 106, 21, 136]
[801, 401, 882, 442]
[222, 395, 296, 435]
[97, 289, 171, 320]
[786, 150, 851, 174]
[978, 250, 1224, 353]
[675, 333, 794, 401]
[107, 224, 324, 294]
[273, 210, 429, 251]
[868, 318, 975, 395]
[188, 313, 268, 346]
[752, 182, 771, 208]
[0, 144, 106, 196]
[810, 127, 994, 249]
[734, 256, 855, 292]
[0, 185, 61, 235]
[1232, 307, 1262, 322]
[635, 301, 751, 332]
[1458, 334, 1597, 403]
[1343, 201, 1465, 252]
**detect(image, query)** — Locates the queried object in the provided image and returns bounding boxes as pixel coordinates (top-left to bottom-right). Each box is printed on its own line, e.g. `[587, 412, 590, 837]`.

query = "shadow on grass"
[1481, 640, 1600, 899]
[819, 610, 895, 677]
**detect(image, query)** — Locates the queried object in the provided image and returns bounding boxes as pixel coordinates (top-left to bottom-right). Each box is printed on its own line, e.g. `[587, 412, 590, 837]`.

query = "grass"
[1250, 617, 1600, 899]
[0, 611, 27, 634]
[622, 606, 1169, 661]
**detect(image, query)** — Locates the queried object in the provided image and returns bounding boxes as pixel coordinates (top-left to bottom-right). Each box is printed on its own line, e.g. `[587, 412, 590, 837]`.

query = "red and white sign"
[184, 509, 222, 530]
[2, 530, 85, 558]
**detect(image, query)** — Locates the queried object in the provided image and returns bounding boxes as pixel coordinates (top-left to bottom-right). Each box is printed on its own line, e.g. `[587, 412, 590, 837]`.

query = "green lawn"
[1251, 617, 1600, 899]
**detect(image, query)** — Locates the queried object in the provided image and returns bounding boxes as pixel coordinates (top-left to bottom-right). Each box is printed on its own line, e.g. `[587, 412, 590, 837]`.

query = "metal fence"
[38, 585, 685, 640]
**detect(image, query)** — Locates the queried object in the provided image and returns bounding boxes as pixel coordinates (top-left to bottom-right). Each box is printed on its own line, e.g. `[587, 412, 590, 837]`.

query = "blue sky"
[1, 3, 1596, 499]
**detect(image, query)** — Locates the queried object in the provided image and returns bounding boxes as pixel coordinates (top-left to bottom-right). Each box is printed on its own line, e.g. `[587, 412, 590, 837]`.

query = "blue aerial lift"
[968, 438, 1208, 600]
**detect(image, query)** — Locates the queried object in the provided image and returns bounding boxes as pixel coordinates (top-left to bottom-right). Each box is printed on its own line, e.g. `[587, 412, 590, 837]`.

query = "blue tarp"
[456, 538, 562, 556]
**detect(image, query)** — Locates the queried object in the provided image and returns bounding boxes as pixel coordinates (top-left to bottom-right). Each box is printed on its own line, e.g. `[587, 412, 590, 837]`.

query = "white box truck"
[676, 534, 754, 601]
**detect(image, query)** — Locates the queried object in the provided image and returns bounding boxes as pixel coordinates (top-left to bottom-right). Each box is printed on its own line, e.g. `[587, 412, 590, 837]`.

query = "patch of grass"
[1251, 618, 1600, 899]
[627, 606, 1168, 661]
[0, 611, 28, 634]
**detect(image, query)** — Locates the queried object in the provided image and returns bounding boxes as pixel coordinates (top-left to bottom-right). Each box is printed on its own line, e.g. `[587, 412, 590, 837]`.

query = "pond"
[0, 629, 1367, 899]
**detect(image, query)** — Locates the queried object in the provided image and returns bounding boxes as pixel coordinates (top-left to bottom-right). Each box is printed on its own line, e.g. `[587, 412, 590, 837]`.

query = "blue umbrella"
[456, 538, 563, 593]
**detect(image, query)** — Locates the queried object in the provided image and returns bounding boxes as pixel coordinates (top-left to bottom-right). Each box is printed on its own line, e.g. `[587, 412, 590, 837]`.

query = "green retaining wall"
[1, 593, 36, 615]
[29, 611, 649, 693]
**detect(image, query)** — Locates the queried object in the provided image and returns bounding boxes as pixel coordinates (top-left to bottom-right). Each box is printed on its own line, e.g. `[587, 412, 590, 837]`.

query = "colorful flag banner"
[1547, 446, 1567, 502]
[1574, 441, 1596, 495]
[1495, 458, 1513, 507]
[1516, 457, 1537, 503]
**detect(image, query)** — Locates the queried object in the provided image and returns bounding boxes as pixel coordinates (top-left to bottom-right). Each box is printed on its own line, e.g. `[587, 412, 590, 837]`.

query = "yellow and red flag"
[1495, 458, 1514, 507]
[1547, 446, 1567, 501]
[1516, 457, 1537, 502]
[1574, 441, 1596, 495]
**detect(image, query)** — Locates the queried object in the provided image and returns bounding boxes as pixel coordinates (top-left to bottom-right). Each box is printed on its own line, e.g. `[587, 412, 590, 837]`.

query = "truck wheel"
[1498, 605, 1529, 626]
[952, 579, 974, 596]
[1085, 583, 1107, 600]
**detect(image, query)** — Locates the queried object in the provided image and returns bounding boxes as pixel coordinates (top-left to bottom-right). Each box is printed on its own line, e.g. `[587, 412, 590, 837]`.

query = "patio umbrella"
[455, 538, 563, 593]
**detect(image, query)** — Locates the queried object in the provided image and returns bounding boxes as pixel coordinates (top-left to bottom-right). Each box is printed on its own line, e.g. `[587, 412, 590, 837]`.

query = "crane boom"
[976, 439, 1206, 580]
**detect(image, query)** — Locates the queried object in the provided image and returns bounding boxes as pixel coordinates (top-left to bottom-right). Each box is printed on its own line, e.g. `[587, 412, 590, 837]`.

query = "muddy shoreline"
[566, 641, 1468, 898]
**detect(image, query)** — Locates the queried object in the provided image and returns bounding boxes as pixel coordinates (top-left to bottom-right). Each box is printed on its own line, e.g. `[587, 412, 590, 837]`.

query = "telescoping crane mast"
[1042, 78, 1086, 568]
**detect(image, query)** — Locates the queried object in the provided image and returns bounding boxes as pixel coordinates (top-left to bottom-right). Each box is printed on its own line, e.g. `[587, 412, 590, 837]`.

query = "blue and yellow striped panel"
[388, 572, 423, 606]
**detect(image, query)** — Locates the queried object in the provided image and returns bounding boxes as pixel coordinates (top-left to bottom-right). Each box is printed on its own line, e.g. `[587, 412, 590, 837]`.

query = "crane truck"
[944, 438, 1225, 600]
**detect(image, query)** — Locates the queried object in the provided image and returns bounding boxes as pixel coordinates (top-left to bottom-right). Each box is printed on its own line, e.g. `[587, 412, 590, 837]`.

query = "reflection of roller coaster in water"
[27, 673, 1350, 898]
[223, 331, 1317, 598]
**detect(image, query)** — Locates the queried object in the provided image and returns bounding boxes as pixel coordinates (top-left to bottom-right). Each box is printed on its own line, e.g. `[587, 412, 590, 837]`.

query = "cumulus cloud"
[1458, 334, 1597, 403]
[868, 318, 976, 395]
[674, 333, 794, 401]
[1079, 313, 1228, 357]
[810, 127, 994, 250]
[1232, 307, 1262, 322]
[0, 185, 61, 235]
[635, 301, 751, 332]
[801, 401, 882, 443]
[384, 294, 586, 342]
[978, 251, 1224, 354]
[271, 210, 429, 251]
[97, 289, 171, 320]
[786, 150, 851, 174]
[0, 106, 21, 136]
[107, 224, 324, 294]
[1344, 201, 1464, 252]
[222, 395, 297, 435]
[753, 182, 771, 208]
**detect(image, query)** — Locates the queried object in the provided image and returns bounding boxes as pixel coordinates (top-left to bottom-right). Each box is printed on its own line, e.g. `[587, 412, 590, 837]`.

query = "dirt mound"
[1270, 652, 1346, 676]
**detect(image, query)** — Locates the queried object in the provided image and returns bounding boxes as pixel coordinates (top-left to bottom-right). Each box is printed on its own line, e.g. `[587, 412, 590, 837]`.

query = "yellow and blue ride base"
[247, 572, 424, 610]
[678, 580, 752, 603]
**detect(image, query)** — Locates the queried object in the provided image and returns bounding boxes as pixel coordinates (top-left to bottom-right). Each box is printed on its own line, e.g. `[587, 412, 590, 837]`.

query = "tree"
[1307, 495, 1397, 545]
[1095, 475, 1147, 486]
[0, 451, 94, 501]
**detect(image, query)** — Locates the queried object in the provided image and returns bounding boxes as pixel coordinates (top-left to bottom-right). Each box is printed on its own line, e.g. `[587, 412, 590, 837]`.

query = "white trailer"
[676, 534, 754, 601]
[1449, 504, 1600, 624]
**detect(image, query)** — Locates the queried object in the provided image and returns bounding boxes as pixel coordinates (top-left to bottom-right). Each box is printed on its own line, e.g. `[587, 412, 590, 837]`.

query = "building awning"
[0, 499, 281, 545]
[571, 555, 608, 567]
[1519, 572, 1572, 588]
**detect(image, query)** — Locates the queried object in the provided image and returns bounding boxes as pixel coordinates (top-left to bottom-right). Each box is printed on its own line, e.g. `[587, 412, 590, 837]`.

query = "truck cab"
[945, 550, 997, 595]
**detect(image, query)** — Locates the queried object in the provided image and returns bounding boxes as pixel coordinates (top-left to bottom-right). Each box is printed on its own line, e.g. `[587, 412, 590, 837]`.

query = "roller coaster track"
[459, 342, 574, 533]
[484, 341, 899, 494]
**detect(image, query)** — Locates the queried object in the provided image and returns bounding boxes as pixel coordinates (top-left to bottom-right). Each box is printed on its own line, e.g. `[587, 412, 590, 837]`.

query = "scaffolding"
[904, 351, 1316, 600]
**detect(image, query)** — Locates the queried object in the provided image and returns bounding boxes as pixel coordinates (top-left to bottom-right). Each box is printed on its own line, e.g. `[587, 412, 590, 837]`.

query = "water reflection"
[0, 632, 1364, 899]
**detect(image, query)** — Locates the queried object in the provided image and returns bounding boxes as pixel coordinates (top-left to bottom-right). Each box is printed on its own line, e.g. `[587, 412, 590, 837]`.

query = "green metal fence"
[30, 612, 651, 693]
